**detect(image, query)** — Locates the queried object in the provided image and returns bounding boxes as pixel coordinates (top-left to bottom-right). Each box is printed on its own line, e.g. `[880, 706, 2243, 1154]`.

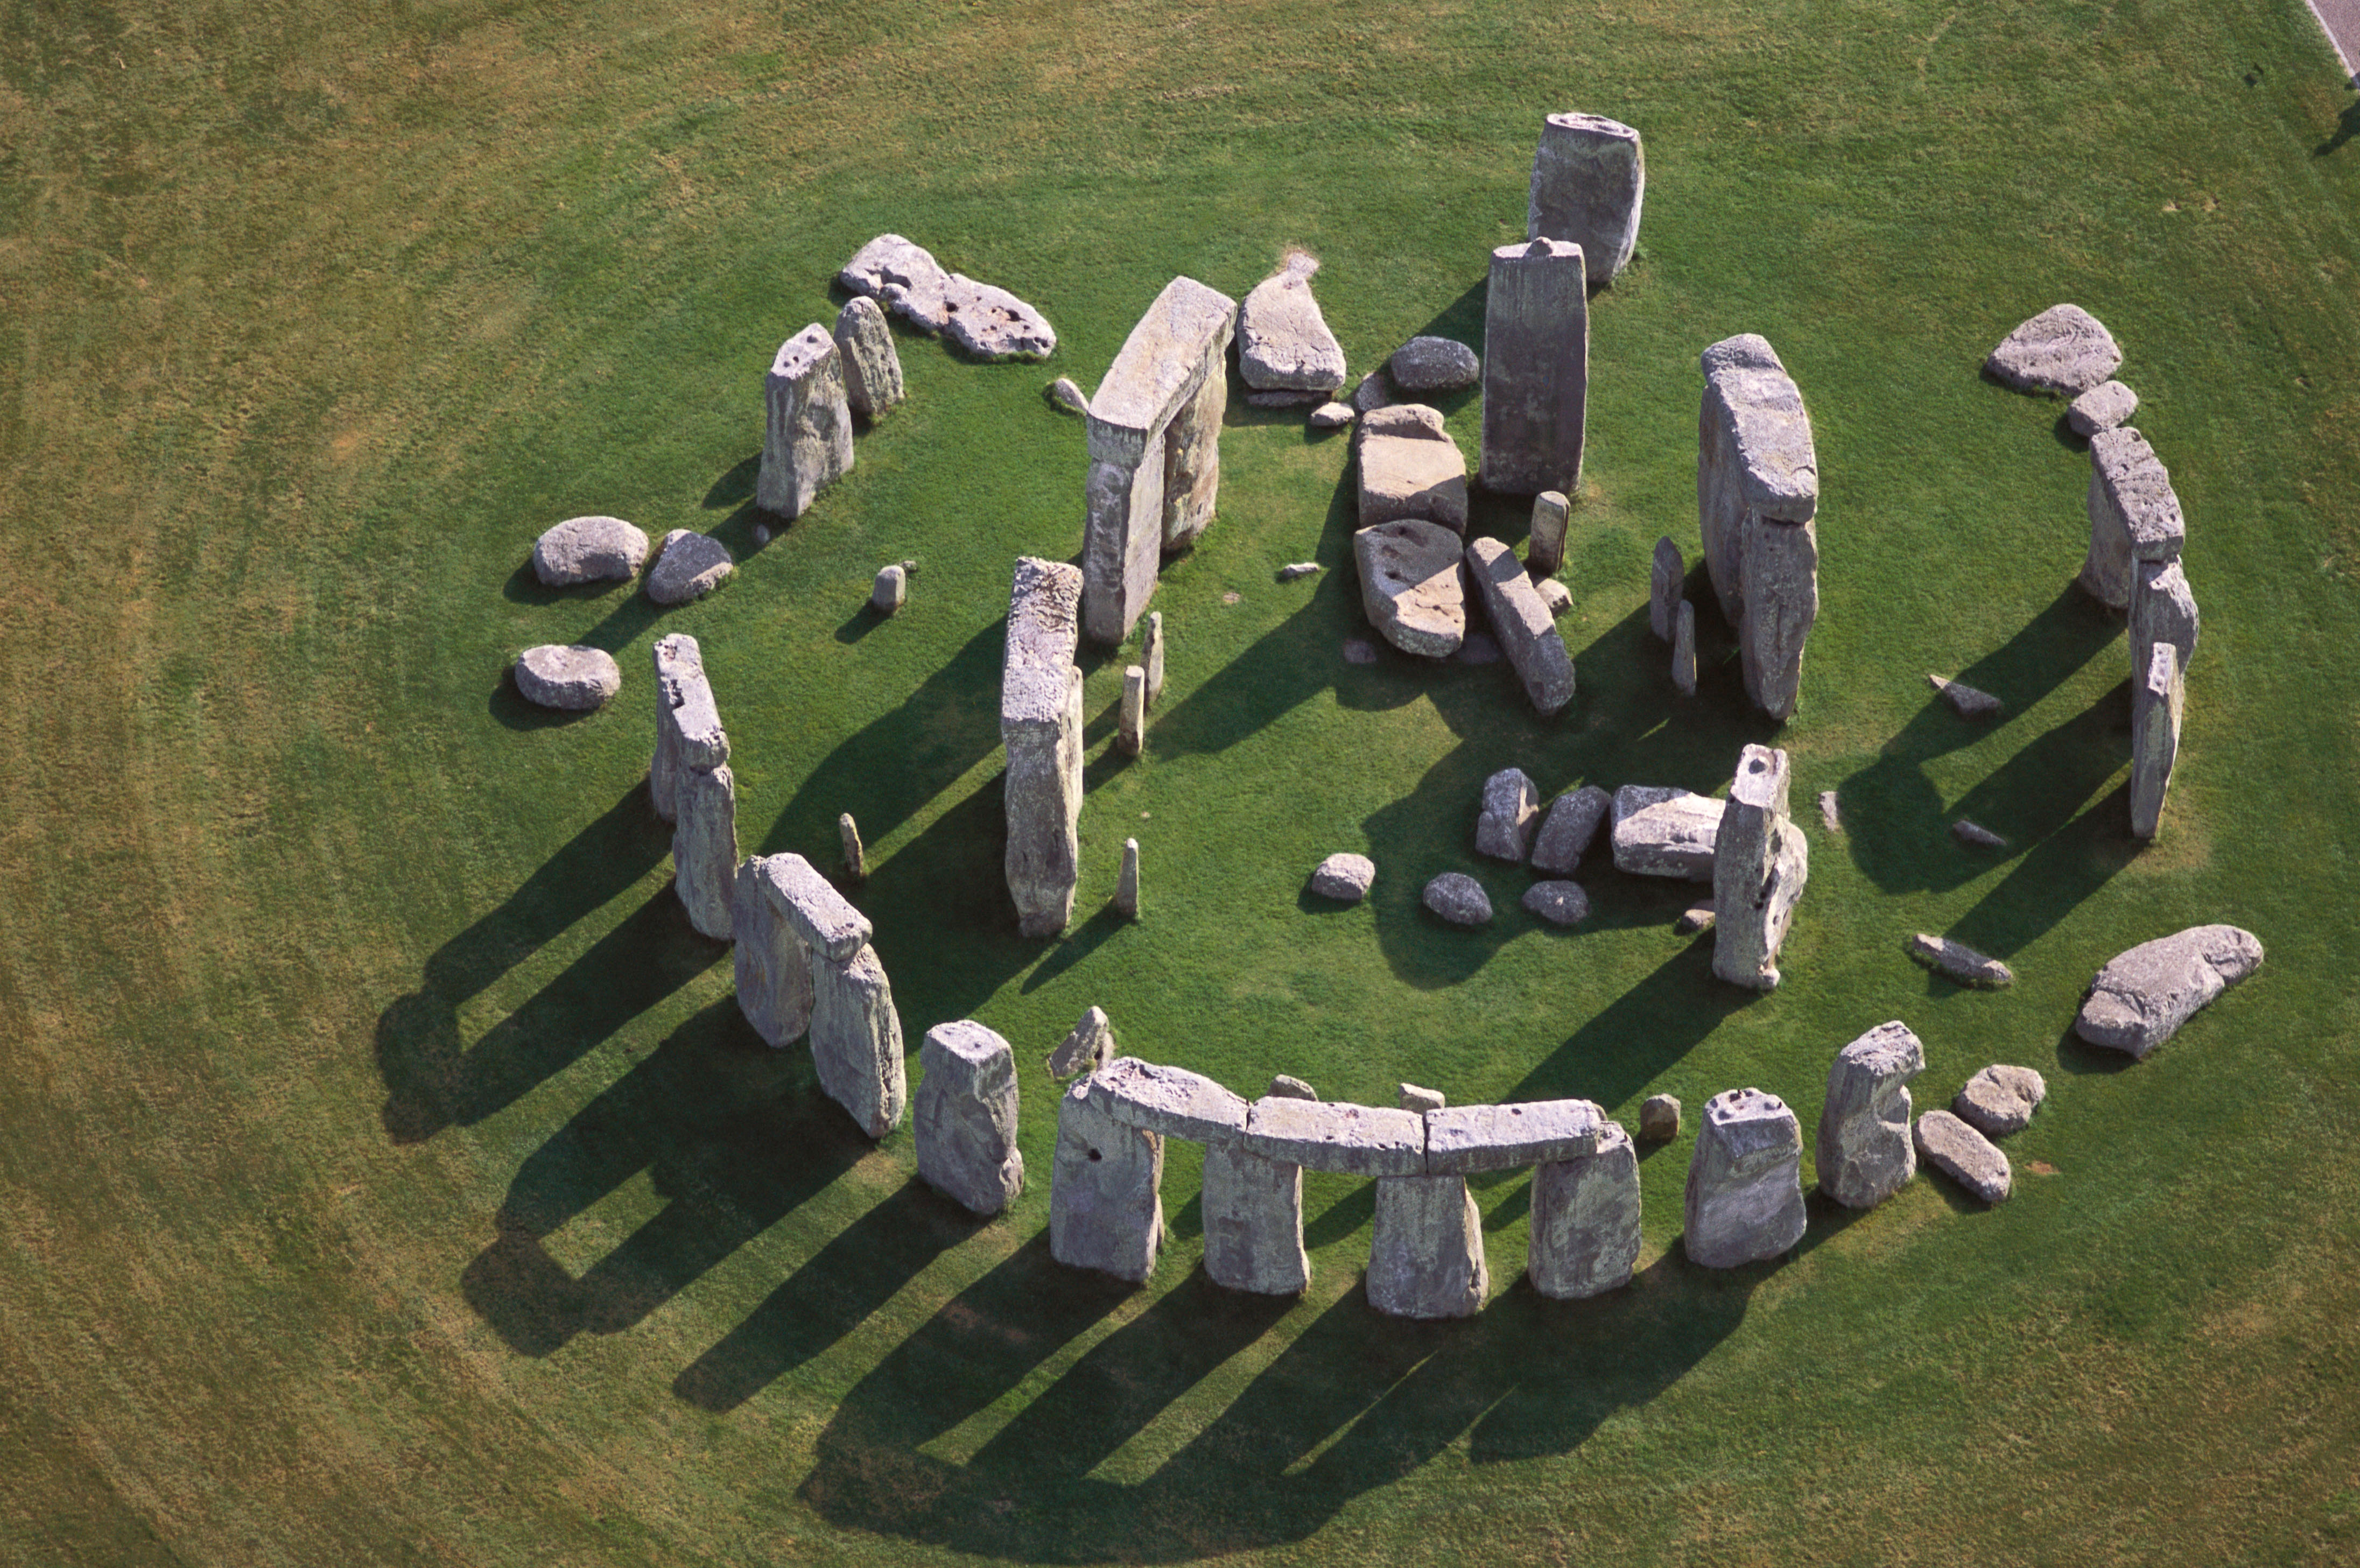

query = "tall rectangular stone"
[2130, 641, 2183, 840]
[1683, 1087, 1806, 1268]
[2131, 558, 2200, 691]
[1002, 558, 1086, 937]
[1479, 238, 1589, 495]
[1711, 745, 1809, 991]
[731, 855, 813, 1046]
[1050, 1071, 1164, 1282]
[1201, 1140, 1309, 1296]
[1698, 334, 1818, 721]
[1528, 1122, 1640, 1299]
[672, 762, 736, 941]
[1527, 112, 1645, 283]
[2082, 427, 2185, 611]
[1814, 1022, 1923, 1211]
[810, 943, 905, 1139]
[756, 324, 855, 519]
[1367, 1174, 1487, 1319]
[650, 634, 725, 824]
[915, 1021, 1023, 1215]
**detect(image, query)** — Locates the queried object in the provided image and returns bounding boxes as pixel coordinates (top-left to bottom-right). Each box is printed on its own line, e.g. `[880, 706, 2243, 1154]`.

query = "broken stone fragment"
[810, 944, 906, 1138]
[1954, 1065, 2046, 1137]
[2130, 559, 2200, 692]
[1908, 932, 2014, 988]
[915, 1020, 1024, 1216]
[1650, 536, 1683, 642]
[1913, 1109, 2011, 1204]
[2067, 378, 2138, 435]
[1238, 1097, 1426, 1177]
[1476, 768, 1541, 862]
[650, 634, 726, 823]
[1002, 558, 1086, 937]
[1202, 1137, 1310, 1296]
[1683, 1087, 1807, 1268]
[757, 324, 855, 519]
[1367, 1173, 1488, 1319]
[1095, 1057, 1249, 1143]
[1952, 819, 2006, 849]
[1479, 239, 1589, 496]
[1537, 578, 1572, 616]
[1115, 838, 1140, 918]
[1353, 518, 1467, 658]
[1235, 251, 1346, 395]
[1522, 880, 1590, 926]
[1398, 1083, 1446, 1114]
[1712, 745, 1808, 990]
[1278, 561, 1321, 581]
[1350, 370, 1393, 414]
[1814, 1021, 1924, 1210]
[1529, 1122, 1640, 1299]
[1526, 111, 1646, 282]
[1421, 872, 1493, 927]
[1047, 1005, 1115, 1080]
[1424, 1099, 1604, 1173]
[532, 515, 649, 586]
[833, 295, 904, 419]
[1308, 853, 1376, 902]
[1466, 537, 1577, 715]
[1530, 785, 1611, 876]
[672, 762, 737, 941]
[1268, 1074, 1318, 1101]
[1985, 304, 2122, 396]
[1611, 785, 1720, 881]
[2074, 925, 2263, 1059]
[514, 645, 621, 711]
[731, 855, 814, 1047]
[1928, 673, 2003, 718]
[940, 273, 1057, 361]
[838, 234, 953, 332]
[872, 564, 906, 614]
[2081, 427, 2185, 611]
[647, 530, 735, 606]
[1050, 1071, 1164, 1282]
[1387, 335, 1480, 393]
[1639, 1094, 1681, 1141]
[1357, 405, 1470, 534]
[1527, 491, 1571, 576]
[1046, 376, 1090, 415]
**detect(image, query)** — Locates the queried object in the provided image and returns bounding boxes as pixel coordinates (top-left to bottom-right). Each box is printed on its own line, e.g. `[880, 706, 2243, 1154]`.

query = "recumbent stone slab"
[1928, 673, 2003, 718]
[2074, 925, 2263, 1059]
[514, 645, 620, 711]
[1683, 1087, 1806, 1268]
[915, 1020, 1023, 1215]
[1986, 304, 2122, 397]
[1466, 536, 1576, 715]
[532, 515, 649, 586]
[1354, 518, 1466, 658]
[1611, 785, 1720, 881]
[1357, 405, 1469, 535]
[1815, 1021, 1924, 1210]
[1954, 1065, 2046, 1137]
[1909, 932, 2013, 989]
[1914, 1109, 2010, 1204]
[1530, 784, 1611, 875]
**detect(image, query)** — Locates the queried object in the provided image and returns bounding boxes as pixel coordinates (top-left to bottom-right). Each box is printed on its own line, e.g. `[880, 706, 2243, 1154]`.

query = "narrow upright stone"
[1142, 611, 1167, 706]
[1672, 600, 1697, 696]
[837, 812, 866, 881]
[1527, 491, 1571, 576]
[1814, 1021, 1924, 1210]
[1118, 664, 1147, 756]
[731, 856, 813, 1047]
[1115, 838, 1140, 918]
[650, 634, 726, 824]
[1529, 1122, 1640, 1299]
[1050, 1071, 1164, 1282]
[2081, 427, 2185, 611]
[757, 323, 855, 519]
[1650, 536, 1683, 642]
[1479, 238, 1589, 496]
[915, 1020, 1023, 1215]
[2129, 642, 2183, 840]
[1698, 335, 1818, 720]
[673, 762, 737, 941]
[1466, 537, 1577, 714]
[1366, 1174, 1488, 1319]
[1476, 768, 1541, 862]
[810, 944, 905, 1138]
[1526, 112, 1645, 282]
[2130, 559, 2200, 692]
[1683, 1087, 1806, 1268]
[872, 563, 907, 614]
[1202, 1134, 1310, 1296]
[1712, 746, 1808, 990]
[1002, 558, 1086, 937]
[833, 295, 905, 419]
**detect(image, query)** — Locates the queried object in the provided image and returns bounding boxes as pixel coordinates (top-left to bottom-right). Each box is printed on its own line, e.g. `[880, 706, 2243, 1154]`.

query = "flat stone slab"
[647, 530, 735, 605]
[533, 515, 649, 586]
[1909, 932, 2013, 988]
[1237, 253, 1346, 393]
[1611, 785, 1720, 881]
[839, 234, 1056, 360]
[1914, 1109, 2011, 1204]
[1954, 1065, 2046, 1137]
[1309, 853, 1375, 902]
[2068, 379, 2138, 435]
[2074, 925, 2263, 1059]
[1986, 304, 2122, 396]
[1530, 784, 1611, 875]
[1357, 405, 1469, 533]
[941, 275, 1056, 361]
[1928, 672, 2003, 718]
[1422, 872, 1492, 926]
[1239, 1097, 1427, 1177]
[1095, 1057, 1249, 1143]
[515, 645, 621, 710]
[1387, 335, 1480, 392]
[1522, 880, 1590, 926]
[746, 852, 872, 962]
[1353, 519, 1466, 658]
[1424, 1099, 1603, 1173]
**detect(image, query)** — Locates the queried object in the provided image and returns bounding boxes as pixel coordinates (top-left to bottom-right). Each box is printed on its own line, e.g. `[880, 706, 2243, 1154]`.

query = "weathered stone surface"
[1713, 746, 1808, 990]
[1142, 610, 1167, 706]
[1003, 558, 1086, 937]
[757, 325, 855, 519]
[532, 515, 649, 586]
[1683, 1087, 1807, 1268]
[1161, 357, 1227, 551]
[1522, 880, 1590, 926]
[1698, 334, 1818, 719]
[1357, 405, 1470, 534]
[1426, 1099, 1603, 1173]
[1269, 1074, 1318, 1101]
[2131, 559, 2200, 693]
[1047, 376, 1090, 415]
[1422, 872, 1493, 927]
[1639, 1094, 1681, 1141]
[1530, 1123, 1640, 1299]
[1671, 601, 1697, 697]
[2075, 925, 2264, 1059]
[672, 762, 737, 941]
[732, 856, 814, 1047]
[1928, 673, 2002, 718]
[1310, 401, 1356, 429]
[1457, 632, 1500, 665]
[1815, 1021, 1924, 1210]
[514, 645, 620, 711]
[1954, 1065, 2046, 1138]
[1530, 786, 1609, 876]
[941, 274, 1057, 361]
[1466, 536, 1577, 715]
[1611, 785, 1720, 881]
[1353, 518, 1466, 658]
[1480, 239, 1589, 495]
[1118, 665, 1146, 757]
[1909, 932, 2014, 988]
[871, 563, 906, 615]
[650, 634, 726, 822]
[810, 944, 905, 1138]
[1537, 577, 1572, 616]
[2130, 642, 2183, 840]
[2068, 378, 2138, 435]
[1650, 536, 1683, 642]
[1367, 1174, 1487, 1319]
[1309, 853, 1376, 902]
[833, 296, 904, 419]
[1115, 837, 1140, 919]
[2081, 427, 2185, 610]
[1237, 252, 1346, 393]
[1524, 491, 1571, 578]
[839, 812, 866, 881]
[839, 234, 953, 332]
[746, 852, 871, 963]
[1387, 335, 1480, 393]
[1677, 903, 1715, 934]
[1048, 1005, 1114, 1080]
[1278, 561, 1321, 581]
[1202, 1139, 1309, 1295]
[1398, 1083, 1446, 1114]
[1818, 791, 1843, 833]
[1527, 111, 1645, 283]
[915, 1021, 1023, 1215]
[1476, 768, 1541, 862]
[1097, 1056, 1248, 1143]
[1913, 1109, 2010, 1204]
[647, 530, 735, 606]
[1240, 1097, 1427, 1176]
[1951, 819, 2006, 850]
[1986, 304, 2122, 397]
[1350, 370, 1394, 414]
[1051, 1072, 1164, 1282]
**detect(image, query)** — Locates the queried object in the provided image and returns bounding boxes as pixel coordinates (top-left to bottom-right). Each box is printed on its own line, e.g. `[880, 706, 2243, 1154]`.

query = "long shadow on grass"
[1502, 939, 1748, 1110]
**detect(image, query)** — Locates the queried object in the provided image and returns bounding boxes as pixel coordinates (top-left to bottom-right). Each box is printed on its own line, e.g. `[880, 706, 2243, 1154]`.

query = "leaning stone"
[672, 762, 737, 941]
[1387, 335, 1480, 393]
[1683, 1087, 1807, 1268]
[1676, 904, 1716, 934]
[731, 855, 814, 1047]
[1814, 1021, 1924, 1210]
[1611, 785, 1720, 881]
[1050, 1072, 1164, 1282]
[1350, 370, 1394, 414]
[1202, 1138, 1309, 1295]
[1530, 1122, 1640, 1299]
[1928, 673, 2003, 718]
[1236, 251, 1346, 394]
[1366, 1173, 1488, 1319]
[1476, 768, 1540, 861]
[1908, 932, 2014, 988]
[1522, 881, 1590, 926]
[1952, 819, 2006, 849]
[532, 515, 649, 586]
[1954, 1065, 2047, 1138]
[1527, 491, 1572, 577]
[1466, 537, 1577, 715]
[1095, 1057, 1249, 1143]
[650, 634, 725, 822]
[647, 530, 735, 606]
[839, 812, 866, 881]
[2068, 379, 2138, 435]
[1118, 665, 1147, 757]
[839, 234, 953, 332]
[940, 273, 1057, 362]
[1530, 785, 1611, 875]
[915, 1021, 1023, 1215]
[1425, 1099, 1603, 1173]
[810, 944, 905, 1137]
[2131, 559, 2200, 692]
[1913, 1109, 2011, 1204]
[2129, 642, 2183, 840]
[2074, 925, 2264, 1059]
[1048, 1005, 1115, 1079]
[1639, 1094, 1681, 1141]
[1238, 1097, 1427, 1177]
[744, 852, 870, 963]
[1526, 111, 1646, 282]
[1671, 600, 1697, 697]
[1002, 558, 1086, 937]
[1353, 518, 1467, 658]
[1712, 746, 1808, 990]
[1269, 1074, 1319, 1101]
[1357, 405, 1470, 534]
[1115, 837, 1140, 918]
[1697, 334, 1819, 719]
[514, 645, 621, 711]
[1422, 872, 1493, 927]
[756, 324, 855, 519]
[1046, 376, 1090, 415]
[1309, 853, 1376, 902]
[833, 296, 904, 419]
[2080, 427, 2185, 610]
[1537, 578, 1572, 617]
[1650, 536, 1683, 642]
[1985, 304, 2122, 397]
[1398, 1083, 1446, 1114]
[1479, 238, 1589, 495]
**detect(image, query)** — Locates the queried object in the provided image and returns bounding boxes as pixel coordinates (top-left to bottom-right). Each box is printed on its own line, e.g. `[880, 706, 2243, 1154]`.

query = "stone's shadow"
[567, 587, 668, 657]
[1948, 783, 2141, 958]
[1022, 906, 1128, 995]
[488, 667, 598, 733]
[1301, 1181, 1376, 1248]
[704, 453, 761, 510]
[2053, 1020, 2138, 1077]
[2052, 410, 2089, 453]
[2317, 94, 2360, 157]
[1505, 941, 1750, 1113]
[500, 557, 636, 609]
[835, 603, 887, 645]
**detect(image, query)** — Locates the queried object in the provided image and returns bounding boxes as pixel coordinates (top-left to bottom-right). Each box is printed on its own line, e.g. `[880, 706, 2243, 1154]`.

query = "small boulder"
[1278, 561, 1322, 581]
[1353, 518, 1466, 658]
[1388, 335, 1480, 393]
[2067, 379, 2138, 436]
[1928, 673, 2003, 718]
[532, 515, 650, 587]
[1357, 405, 1469, 533]
[1309, 853, 1375, 902]
[1047, 1006, 1115, 1080]
[1045, 376, 1090, 416]
[1422, 873, 1493, 927]
[1268, 1074, 1319, 1101]
[1676, 904, 1716, 934]
[647, 530, 735, 605]
[1522, 881, 1590, 926]
[2074, 925, 2264, 1059]
[1951, 819, 2006, 849]
[1309, 402, 1357, 429]
[1818, 791, 1843, 833]
[1908, 932, 2014, 988]
[1536, 577, 1572, 616]
[1914, 1109, 2011, 1204]
[1530, 784, 1611, 876]
[1475, 768, 1540, 862]
[1398, 1082, 1446, 1114]
[1639, 1094, 1681, 1142]
[514, 645, 621, 710]
[873, 563, 907, 614]
[1954, 1065, 2046, 1137]
[1985, 304, 2122, 396]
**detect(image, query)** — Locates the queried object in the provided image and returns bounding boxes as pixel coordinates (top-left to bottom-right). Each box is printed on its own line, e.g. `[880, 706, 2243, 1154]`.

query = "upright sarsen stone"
[1367, 1175, 1488, 1319]
[1202, 1134, 1310, 1296]
[1002, 558, 1086, 937]
[1526, 112, 1645, 283]
[2081, 427, 2185, 611]
[1814, 1021, 1924, 1210]
[2131, 558, 2200, 691]
[810, 943, 905, 1138]
[732, 856, 814, 1046]
[757, 324, 855, 519]
[1479, 239, 1589, 496]
[672, 762, 737, 941]
[833, 295, 904, 419]
[1711, 745, 1809, 990]
[1051, 1071, 1165, 1282]
[1683, 1088, 1806, 1268]
[1529, 1122, 1640, 1299]
[2129, 641, 2184, 840]
[915, 1020, 1023, 1215]
[1698, 335, 1819, 720]
[650, 634, 726, 824]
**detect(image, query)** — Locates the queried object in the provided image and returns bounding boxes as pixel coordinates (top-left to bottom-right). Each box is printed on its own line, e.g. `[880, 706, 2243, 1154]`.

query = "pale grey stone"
[732, 855, 813, 1047]
[839, 234, 953, 332]
[1050, 1072, 1163, 1282]
[915, 1020, 1023, 1215]
[1118, 664, 1146, 757]
[872, 563, 906, 614]
[1928, 673, 2002, 718]
[810, 944, 905, 1138]
[839, 812, 866, 881]
[1387, 335, 1480, 393]
[746, 852, 870, 963]
[1048, 1005, 1114, 1080]
[1239, 1096, 1427, 1176]
[1952, 819, 2007, 849]
[1814, 1021, 1923, 1210]
[1096, 1056, 1248, 1143]
[1713, 746, 1808, 990]
[1650, 536, 1683, 642]
[1818, 791, 1843, 833]
[1683, 1087, 1807, 1268]
[1476, 768, 1541, 861]
[1522, 880, 1590, 926]
[1142, 611, 1167, 706]
[1913, 1109, 2010, 1204]
[532, 515, 649, 586]
[1672, 600, 1697, 697]
[1954, 1065, 2046, 1138]
[1310, 401, 1357, 429]
[833, 296, 904, 419]
[650, 634, 725, 823]
[1236, 252, 1346, 393]
[1480, 240, 1589, 495]
[2075, 925, 2264, 1059]
[2130, 641, 2183, 840]
[1202, 1139, 1309, 1295]
[1268, 1075, 1318, 1101]
[1046, 376, 1090, 415]
[1986, 304, 2122, 397]
[2068, 378, 2138, 435]
[1537, 577, 1572, 617]
[1353, 518, 1466, 658]
[2132, 559, 2201, 693]
[940, 273, 1056, 362]
[1357, 405, 1469, 534]
[1160, 357, 1227, 551]
[1529, 1123, 1640, 1299]
[1639, 1094, 1681, 1141]
[1527, 491, 1571, 576]
[1350, 370, 1394, 414]
[647, 530, 735, 606]
[1002, 558, 1086, 936]
[1909, 932, 2014, 988]
[1309, 853, 1376, 902]
[1115, 837, 1140, 918]
[1698, 334, 1818, 719]
[1611, 785, 1720, 881]
[672, 762, 736, 941]
[1425, 1099, 1603, 1173]
[1398, 1083, 1446, 1114]
[1278, 561, 1322, 581]
[1527, 111, 1645, 282]
[1676, 904, 1715, 934]
[1466, 536, 1577, 714]
[756, 325, 855, 519]
[1530, 785, 1610, 875]
[1422, 871, 1493, 926]
[1366, 1173, 1487, 1319]
[514, 645, 620, 711]
[2081, 427, 2185, 610]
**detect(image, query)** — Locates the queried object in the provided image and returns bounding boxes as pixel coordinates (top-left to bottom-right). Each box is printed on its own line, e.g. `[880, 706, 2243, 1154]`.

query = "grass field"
[6, 0, 2360, 1562]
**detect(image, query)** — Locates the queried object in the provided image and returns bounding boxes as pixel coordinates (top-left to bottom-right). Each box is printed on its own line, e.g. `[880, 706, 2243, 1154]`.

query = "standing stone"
[1712, 745, 1809, 990]
[1357, 405, 1470, 534]
[1466, 537, 1577, 715]
[2080, 427, 2185, 611]
[1050, 1070, 1164, 1282]
[1202, 1133, 1310, 1296]
[1367, 1174, 1488, 1319]
[2131, 558, 2200, 692]
[2074, 924, 2264, 1059]
[838, 813, 866, 881]
[1048, 1005, 1115, 1080]
[872, 564, 907, 614]
[1480, 239, 1589, 496]
[1526, 112, 1646, 283]
[832, 295, 904, 419]
[915, 1021, 1023, 1216]
[1527, 491, 1571, 576]
[1672, 601, 1697, 696]
[1235, 251, 1346, 397]
[1083, 277, 1237, 643]
[1354, 518, 1467, 657]
[1683, 1087, 1807, 1268]
[1639, 1094, 1681, 1142]
[1118, 664, 1147, 757]
[2068, 379, 2138, 436]
[1650, 536, 1683, 642]
[1115, 838, 1140, 918]
[809, 943, 905, 1138]
[757, 323, 855, 519]
[672, 762, 737, 941]
[1698, 335, 1819, 720]
[731, 855, 814, 1047]
[1142, 611, 1167, 706]
[1985, 304, 2122, 397]
[1529, 1122, 1640, 1299]
[2129, 642, 2183, 840]
[1530, 784, 1611, 875]
[1913, 1110, 2011, 1204]
[1814, 1021, 1924, 1210]
[1476, 768, 1541, 862]
[1002, 558, 1086, 937]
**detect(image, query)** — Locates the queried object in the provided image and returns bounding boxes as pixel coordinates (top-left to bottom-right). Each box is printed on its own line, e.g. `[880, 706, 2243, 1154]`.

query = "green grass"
[6, 0, 2360, 1562]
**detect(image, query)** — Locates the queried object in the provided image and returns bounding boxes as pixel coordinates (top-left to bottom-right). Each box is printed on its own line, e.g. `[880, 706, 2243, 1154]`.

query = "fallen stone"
[1639, 1094, 1681, 1141]
[1357, 405, 1469, 534]
[1046, 376, 1090, 415]
[1269, 1074, 1318, 1101]
[2075, 925, 2264, 1059]
[1003, 558, 1086, 937]
[941, 273, 1057, 361]
[1913, 1109, 2010, 1204]
[1118, 664, 1146, 757]
[1814, 1021, 1924, 1210]
[1476, 768, 1541, 862]
[1650, 536, 1683, 642]
[1095, 1057, 1249, 1143]
[1611, 785, 1720, 881]
[1818, 791, 1843, 833]
[915, 1020, 1023, 1215]
[1387, 335, 1480, 393]
[2068, 378, 2138, 436]
[1986, 304, 2122, 397]
[1536, 577, 1572, 616]
[747, 852, 870, 963]
[1466, 537, 1577, 715]
[1952, 819, 2006, 849]
[839, 234, 953, 332]
[1908, 932, 2014, 989]
[1671, 600, 1697, 696]
[1526, 111, 1645, 282]
[1683, 1087, 1807, 1268]
[1530, 784, 1611, 875]
[1142, 610, 1167, 706]
[1350, 370, 1393, 413]
[1050, 1071, 1164, 1282]
[1239, 1096, 1427, 1177]
[1398, 1083, 1446, 1114]
[1676, 904, 1716, 934]
[650, 634, 726, 823]
[1954, 1065, 2046, 1138]
[1712, 745, 1808, 990]
[532, 515, 649, 586]
[1366, 1173, 1488, 1319]
[672, 762, 737, 941]
[2129, 643, 2184, 840]
[1202, 1138, 1309, 1295]
[1309, 853, 1376, 902]
[1697, 334, 1818, 719]
[514, 645, 621, 711]
[1425, 1098, 1604, 1173]
[1236, 251, 1346, 395]
[1278, 561, 1322, 581]
[1480, 239, 1589, 495]
[647, 530, 735, 606]
[1310, 401, 1356, 429]
[833, 296, 904, 419]
[1048, 1005, 1114, 1079]
[839, 812, 866, 881]
[1353, 518, 1467, 658]
[1523, 881, 1590, 926]
[1115, 836, 1140, 918]
[757, 324, 855, 519]
[2081, 427, 2185, 610]
[1530, 1122, 1640, 1299]
[1928, 673, 2003, 718]
[1422, 872, 1493, 927]
[872, 563, 907, 614]
[731, 855, 814, 1047]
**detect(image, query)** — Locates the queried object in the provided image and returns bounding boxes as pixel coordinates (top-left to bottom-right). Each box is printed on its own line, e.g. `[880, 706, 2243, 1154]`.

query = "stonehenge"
[1711, 745, 1808, 990]
[2079, 427, 2184, 611]
[1985, 304, 2122, 397]
[1083, 276, 1236, 643]
[2073, 925, 2263, 1059]
[757, 323, 856, 519]
[671, 756, 737, 941]
[1354, 518, 1467, 657]
[1683, 1087, 1807, 1268]
[832, 295, 905, 419]
[1476, 768, 1540, 861]
[1527, 112, 1645, 283]
[1698, 334, 1820, 721]
[1814, 1021, 1923, 1210]
[1001, 558, 1086, 937]
[1479, 238, 1589, 496]
[1465, 537, 1577, 714]
[514, 645, 620, 711]
[915, 1020, 1024, 1216]
[532, 515, 648, 586]
[1528, 1121, 1640, 1299]
[650, 634, 726, 824]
